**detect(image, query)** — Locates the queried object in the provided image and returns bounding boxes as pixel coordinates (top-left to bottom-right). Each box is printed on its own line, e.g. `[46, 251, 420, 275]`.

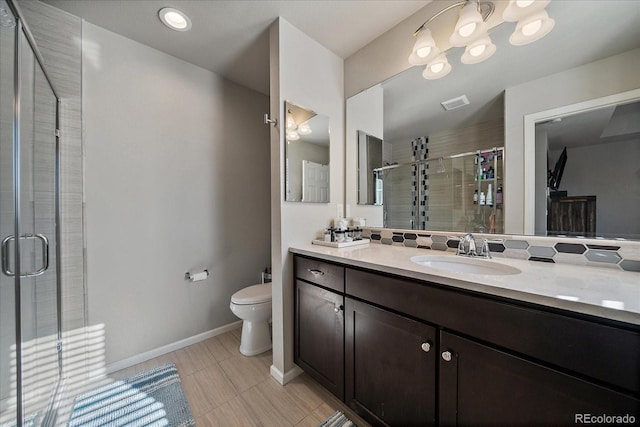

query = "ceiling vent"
[441, 95, 470, 111]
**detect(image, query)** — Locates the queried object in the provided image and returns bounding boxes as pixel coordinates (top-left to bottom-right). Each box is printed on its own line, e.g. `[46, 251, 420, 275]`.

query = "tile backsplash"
[361, 228, 640, 273]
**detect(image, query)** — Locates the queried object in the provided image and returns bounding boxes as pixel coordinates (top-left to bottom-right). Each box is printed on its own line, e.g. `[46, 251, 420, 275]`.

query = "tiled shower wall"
[20, 0, 86, 333]
[362, 227, 640, 273]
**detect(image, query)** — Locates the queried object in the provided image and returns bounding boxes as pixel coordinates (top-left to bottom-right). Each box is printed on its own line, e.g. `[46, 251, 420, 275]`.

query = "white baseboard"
[270, 363, 303, 385]
[105, 320, 243, 374]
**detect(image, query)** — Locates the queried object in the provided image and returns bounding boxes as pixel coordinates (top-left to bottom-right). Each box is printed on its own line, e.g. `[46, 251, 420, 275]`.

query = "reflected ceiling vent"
[441, 95, 470, 111]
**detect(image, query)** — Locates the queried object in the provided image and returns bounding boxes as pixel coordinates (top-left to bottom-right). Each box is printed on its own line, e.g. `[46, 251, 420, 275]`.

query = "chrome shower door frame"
[2, 1, 63, 426]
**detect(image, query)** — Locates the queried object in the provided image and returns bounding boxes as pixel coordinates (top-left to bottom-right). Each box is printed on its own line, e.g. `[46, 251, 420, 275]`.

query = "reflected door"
[302, 160, 329, 203]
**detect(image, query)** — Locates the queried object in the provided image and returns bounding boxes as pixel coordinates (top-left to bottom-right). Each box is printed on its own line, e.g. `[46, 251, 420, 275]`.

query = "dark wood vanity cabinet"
[294, 256, 345, 399]
[345, 298, 436, 426]
[293, 254, 640, 426]
[439, 331, 639, 426]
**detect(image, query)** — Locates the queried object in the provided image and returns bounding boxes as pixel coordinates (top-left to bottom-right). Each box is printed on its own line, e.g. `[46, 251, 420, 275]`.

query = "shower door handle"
[2, 233, 50, 277]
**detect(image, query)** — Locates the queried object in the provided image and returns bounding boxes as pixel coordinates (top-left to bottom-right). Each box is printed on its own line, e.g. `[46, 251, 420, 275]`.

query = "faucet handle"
[480, 239, 492, 259]
[468, 236, 477, 256]
[457, 238, 465, 255]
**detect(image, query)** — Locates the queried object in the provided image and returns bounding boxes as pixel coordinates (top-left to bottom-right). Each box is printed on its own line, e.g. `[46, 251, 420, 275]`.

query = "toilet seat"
[231, 283, 272, 305]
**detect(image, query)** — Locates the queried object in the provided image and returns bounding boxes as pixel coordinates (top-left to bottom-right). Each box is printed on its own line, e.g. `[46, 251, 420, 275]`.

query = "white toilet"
[229, 283, 272, 356]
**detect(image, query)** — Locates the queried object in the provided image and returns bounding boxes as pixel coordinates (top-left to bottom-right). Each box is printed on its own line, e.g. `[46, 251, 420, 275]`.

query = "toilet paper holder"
[185, 269, 209, 282]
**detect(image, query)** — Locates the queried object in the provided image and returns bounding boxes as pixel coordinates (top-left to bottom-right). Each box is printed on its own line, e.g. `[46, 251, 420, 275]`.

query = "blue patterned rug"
[69, 363, 195, 427]
[319, 411, 356, 427]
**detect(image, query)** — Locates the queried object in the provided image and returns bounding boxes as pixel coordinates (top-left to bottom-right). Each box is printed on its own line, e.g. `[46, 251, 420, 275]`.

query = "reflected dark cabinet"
[548, 195, 596, 236]
[345, 298, 436, 427]
[439, 331, 639, 426]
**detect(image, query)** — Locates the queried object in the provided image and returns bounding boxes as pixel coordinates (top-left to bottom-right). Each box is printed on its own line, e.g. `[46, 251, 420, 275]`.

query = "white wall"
[269, 18, 344, 383]
[346, 85, 384, 227]
[504, 48, 640, 234]
[84, 23, 271, 365]
[534, 128, 548, 235]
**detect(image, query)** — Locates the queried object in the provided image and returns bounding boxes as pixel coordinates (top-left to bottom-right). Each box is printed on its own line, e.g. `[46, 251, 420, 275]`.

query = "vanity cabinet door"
[345, 297, 436, 426]
[294, 279, 344, 400]
[439, 331, 639, 426]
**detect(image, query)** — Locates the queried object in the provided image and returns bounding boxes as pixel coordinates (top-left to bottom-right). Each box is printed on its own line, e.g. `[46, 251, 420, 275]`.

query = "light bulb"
[516, 0, 535, 7]
[469, 44, 486, 57]
[503, 0, 550, 22]
[522, 19, 542, 36]
[509, 10, 554, 45]
[430, 62, 445, 73]
[423, 54, 451, 79]
[165, 12, 187, 29]
[286, 130, 300, 141]
[458, 22, 477, 38]
[159, 8, 192, 31]
[461, 36, 496, 64]
[298, 122, 312, 135]
[417, 46, 431, 58]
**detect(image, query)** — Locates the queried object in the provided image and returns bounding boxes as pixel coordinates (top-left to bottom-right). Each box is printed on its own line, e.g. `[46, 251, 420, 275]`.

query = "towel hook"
[264, 113, 277, 127]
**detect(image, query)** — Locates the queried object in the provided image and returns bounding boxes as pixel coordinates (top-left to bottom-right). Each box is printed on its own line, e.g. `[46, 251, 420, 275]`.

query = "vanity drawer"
[346, 267, 640, 395]
[295, 256, 344, 293]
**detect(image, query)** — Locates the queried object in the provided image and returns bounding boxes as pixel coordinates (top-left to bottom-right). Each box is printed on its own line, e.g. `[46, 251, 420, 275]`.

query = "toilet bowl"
[230, 283, 272, 356]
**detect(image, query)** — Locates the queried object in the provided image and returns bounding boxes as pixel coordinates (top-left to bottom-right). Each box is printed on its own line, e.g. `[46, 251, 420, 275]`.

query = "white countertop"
[290, 243, 640, 326]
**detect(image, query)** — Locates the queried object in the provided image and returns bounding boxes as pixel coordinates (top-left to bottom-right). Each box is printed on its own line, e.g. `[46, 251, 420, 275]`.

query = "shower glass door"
[1, 1, 61, 425]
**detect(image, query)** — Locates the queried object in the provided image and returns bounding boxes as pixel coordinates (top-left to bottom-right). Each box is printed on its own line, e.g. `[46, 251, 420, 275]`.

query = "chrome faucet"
[457, 233, 492, 259]
[457, 233, 477, 256]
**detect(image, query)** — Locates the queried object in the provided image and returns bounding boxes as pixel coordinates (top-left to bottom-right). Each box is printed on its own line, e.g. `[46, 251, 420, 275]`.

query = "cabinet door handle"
[334, 304, 344, 313]
[442, 351, 452, 362]
[307, 269, 325, 278]
[421, 342, 431, 353]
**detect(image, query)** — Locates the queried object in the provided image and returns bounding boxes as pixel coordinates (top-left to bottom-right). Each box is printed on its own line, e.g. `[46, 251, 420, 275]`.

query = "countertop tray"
[312, 238, 370, 248]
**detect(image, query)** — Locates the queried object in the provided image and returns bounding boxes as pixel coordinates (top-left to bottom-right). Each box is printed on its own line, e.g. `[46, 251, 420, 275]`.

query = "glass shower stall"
[1, 0, 63, 425]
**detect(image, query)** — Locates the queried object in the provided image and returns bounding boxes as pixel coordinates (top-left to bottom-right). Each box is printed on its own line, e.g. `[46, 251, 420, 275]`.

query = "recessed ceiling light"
[159, 7, 192, 32]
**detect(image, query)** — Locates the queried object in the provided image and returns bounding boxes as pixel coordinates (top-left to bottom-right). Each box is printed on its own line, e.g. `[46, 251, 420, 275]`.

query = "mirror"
[346, 0, 640, 239]
[357, 130, 384, 205]
[285, 101, 330, 203]
[526, 91, 640, 240]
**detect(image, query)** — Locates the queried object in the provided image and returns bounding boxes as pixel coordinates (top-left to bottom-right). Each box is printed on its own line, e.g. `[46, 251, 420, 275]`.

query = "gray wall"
[286, 141, 329, 202]
[549, 138, 640, 237]
[83, 23, 271, 365]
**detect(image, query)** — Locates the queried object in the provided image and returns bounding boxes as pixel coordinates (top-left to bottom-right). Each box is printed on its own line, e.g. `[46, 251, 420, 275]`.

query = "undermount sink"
[410, 255, 522, 276]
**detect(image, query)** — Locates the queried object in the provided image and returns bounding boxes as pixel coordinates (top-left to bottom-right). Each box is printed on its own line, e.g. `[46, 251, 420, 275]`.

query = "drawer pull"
[442, 351, 452, 362]
[421, 342, 431, 353]
[308, 269, 325, 278]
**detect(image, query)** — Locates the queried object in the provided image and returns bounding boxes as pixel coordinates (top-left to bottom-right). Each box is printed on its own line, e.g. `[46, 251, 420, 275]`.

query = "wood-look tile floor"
[111, 328, 370, 426]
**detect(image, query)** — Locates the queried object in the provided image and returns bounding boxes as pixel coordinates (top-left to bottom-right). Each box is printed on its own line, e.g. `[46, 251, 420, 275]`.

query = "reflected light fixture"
[297, 122, 312, 136]
[409, 0, 554, 79]
[285, 109, 312, 141]
[159, 7, 192, 31]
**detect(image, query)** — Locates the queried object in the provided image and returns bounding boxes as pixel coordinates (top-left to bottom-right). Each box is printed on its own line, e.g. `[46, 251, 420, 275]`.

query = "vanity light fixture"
[409, 0, 555, 79]
[158, 7, 192, 32]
